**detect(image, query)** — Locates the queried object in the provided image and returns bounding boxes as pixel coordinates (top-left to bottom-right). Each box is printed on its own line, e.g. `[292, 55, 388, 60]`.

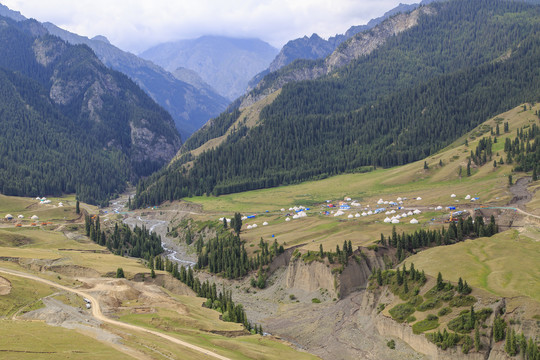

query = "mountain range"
[133, 0, 540, 206]
[0, 3, 229, 140]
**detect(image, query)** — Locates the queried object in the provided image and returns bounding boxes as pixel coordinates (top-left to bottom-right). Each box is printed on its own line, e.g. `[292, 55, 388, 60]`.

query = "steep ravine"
[250, 248, 519, 360]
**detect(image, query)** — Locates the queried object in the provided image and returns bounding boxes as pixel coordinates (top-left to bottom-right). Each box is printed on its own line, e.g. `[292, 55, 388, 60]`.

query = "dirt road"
[0, 267, 231, 360]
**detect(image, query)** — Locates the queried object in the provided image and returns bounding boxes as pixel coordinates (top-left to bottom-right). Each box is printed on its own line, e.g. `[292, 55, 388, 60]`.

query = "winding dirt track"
[0, 267, 231, 360]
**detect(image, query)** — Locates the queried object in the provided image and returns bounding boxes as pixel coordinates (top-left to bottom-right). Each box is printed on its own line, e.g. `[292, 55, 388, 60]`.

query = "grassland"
[404, 229, 540, 302]
[0, 321, 134, 360]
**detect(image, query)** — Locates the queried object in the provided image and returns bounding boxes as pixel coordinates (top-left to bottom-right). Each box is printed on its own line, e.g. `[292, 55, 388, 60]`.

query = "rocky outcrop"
[130, 121, 182, 164]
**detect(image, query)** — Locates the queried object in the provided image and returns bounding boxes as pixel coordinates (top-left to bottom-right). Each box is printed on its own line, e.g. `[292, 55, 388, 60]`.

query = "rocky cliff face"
[285, 258, 337, 298]
[240, 6, 434, 109]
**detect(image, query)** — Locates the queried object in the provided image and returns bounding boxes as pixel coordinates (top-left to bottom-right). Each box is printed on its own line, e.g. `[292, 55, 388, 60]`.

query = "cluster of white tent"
[246, 224, 258, 230]
[284, 211, 308, 222]
[287, 206, 306, 212]
[383, 209, 422, 224]
[218, 217, 232, 223]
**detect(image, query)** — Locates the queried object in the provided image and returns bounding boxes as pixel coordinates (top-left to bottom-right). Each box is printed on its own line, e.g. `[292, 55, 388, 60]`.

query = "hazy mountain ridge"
[140, 36, 278, 100]
[0, 15, 181, 204]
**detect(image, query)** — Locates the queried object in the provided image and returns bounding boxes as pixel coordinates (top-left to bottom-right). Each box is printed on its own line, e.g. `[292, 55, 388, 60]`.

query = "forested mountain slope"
[0, 16, 181, 205]
[42, 23, 229, 139]
[133, 0, 540, 207]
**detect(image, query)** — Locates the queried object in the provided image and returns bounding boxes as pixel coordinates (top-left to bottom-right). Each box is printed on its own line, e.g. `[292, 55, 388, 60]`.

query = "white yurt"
[355, 213, 361, 218]
[367, 210, 373, 215]
[348, 214, 354, 219]
[281, 208, 285, 212]
[407, 211, 414, 216]
[410, 218, 419, 224]
[247, 225, 253, 230]
[252, 224, 258, 228]
[5, 214, 13, 220]
[384, 217, 392, 223]
[285, 217, 291, 222]
[436, 206, 443, 210]
[263, 222, 269, 226]
[401, 213, 408, 218]
[451, 194, 457, 198]
[397, 197, 402, 201]
[416, 197, 422, 201]
[413, 209, 422, 215]
[31, 215, 39, 220]
[334, 210, 345, 217]
[18, 214, 24, 219]
[377, 199, 384, 204]
[361, 212, 367, 216]
[297, 211, 307, 218]
[392, 219, 400, 224]
[293, 214, 299, 219]
[465, 195, 471, 200]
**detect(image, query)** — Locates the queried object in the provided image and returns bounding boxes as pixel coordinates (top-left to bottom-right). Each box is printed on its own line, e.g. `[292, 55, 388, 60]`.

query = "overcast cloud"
[3, 0, 410, 54]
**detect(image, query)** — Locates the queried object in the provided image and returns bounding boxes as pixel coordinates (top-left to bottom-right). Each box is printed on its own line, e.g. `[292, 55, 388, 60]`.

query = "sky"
[2, 0, 411, 54]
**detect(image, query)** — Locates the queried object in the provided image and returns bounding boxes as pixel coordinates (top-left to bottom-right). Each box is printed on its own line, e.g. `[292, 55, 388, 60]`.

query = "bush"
[449, 295, 476, 308]
[407, 315, 417, 323]
[312, 298, 321, 304]
[387, 339, 395, 349]
[438, 307, 452, 317]
[417, 298, 442, 312]
[408, 295, 423, 307]
[412, 317, 439, 334]
[389, 303, 416, 323]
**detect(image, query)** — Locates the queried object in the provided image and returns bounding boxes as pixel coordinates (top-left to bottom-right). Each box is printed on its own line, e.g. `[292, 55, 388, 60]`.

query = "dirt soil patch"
[0, 276, 12, 295]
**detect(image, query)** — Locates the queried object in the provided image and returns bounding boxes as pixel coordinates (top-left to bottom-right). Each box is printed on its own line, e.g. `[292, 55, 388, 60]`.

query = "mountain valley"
[0, 0, 539, 359]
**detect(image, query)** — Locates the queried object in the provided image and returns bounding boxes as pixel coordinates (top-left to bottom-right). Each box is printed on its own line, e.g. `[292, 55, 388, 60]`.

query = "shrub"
[311, 298, 321, 304]
[449, 295, 476, 308]
[408, 295, 423, 307]
[387, 339, 395, 349]
[417, 298, 441, 312]
[412, 317, 439, 334]
[438, 307, 452, 317]
[389, 303, 415, 323]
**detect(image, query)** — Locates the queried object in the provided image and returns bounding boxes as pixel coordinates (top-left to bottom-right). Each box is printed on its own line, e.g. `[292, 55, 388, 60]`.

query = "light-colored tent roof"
[285, 217, 291, 222]
[348, 214, 354, 219]
[247, 225, 253, 229]
[413, 209, 422, 214]
[5, 214, 13, 219]
[391, 219, 400, 224]
[263, 222, 269, 226]
[31, 215, 39, 220]
[18, 215, 24, 219]
[451, 194, 457, 198]
[465, 195, 471, 200]
[410, 218, 419, 224]
[416, 197, 422, 200]
[355, 213, 361, 218]
[384, 217, 391, 223]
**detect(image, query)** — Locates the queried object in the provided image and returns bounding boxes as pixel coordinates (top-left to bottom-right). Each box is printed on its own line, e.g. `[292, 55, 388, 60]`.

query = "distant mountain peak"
[91, 35, 110, 44]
